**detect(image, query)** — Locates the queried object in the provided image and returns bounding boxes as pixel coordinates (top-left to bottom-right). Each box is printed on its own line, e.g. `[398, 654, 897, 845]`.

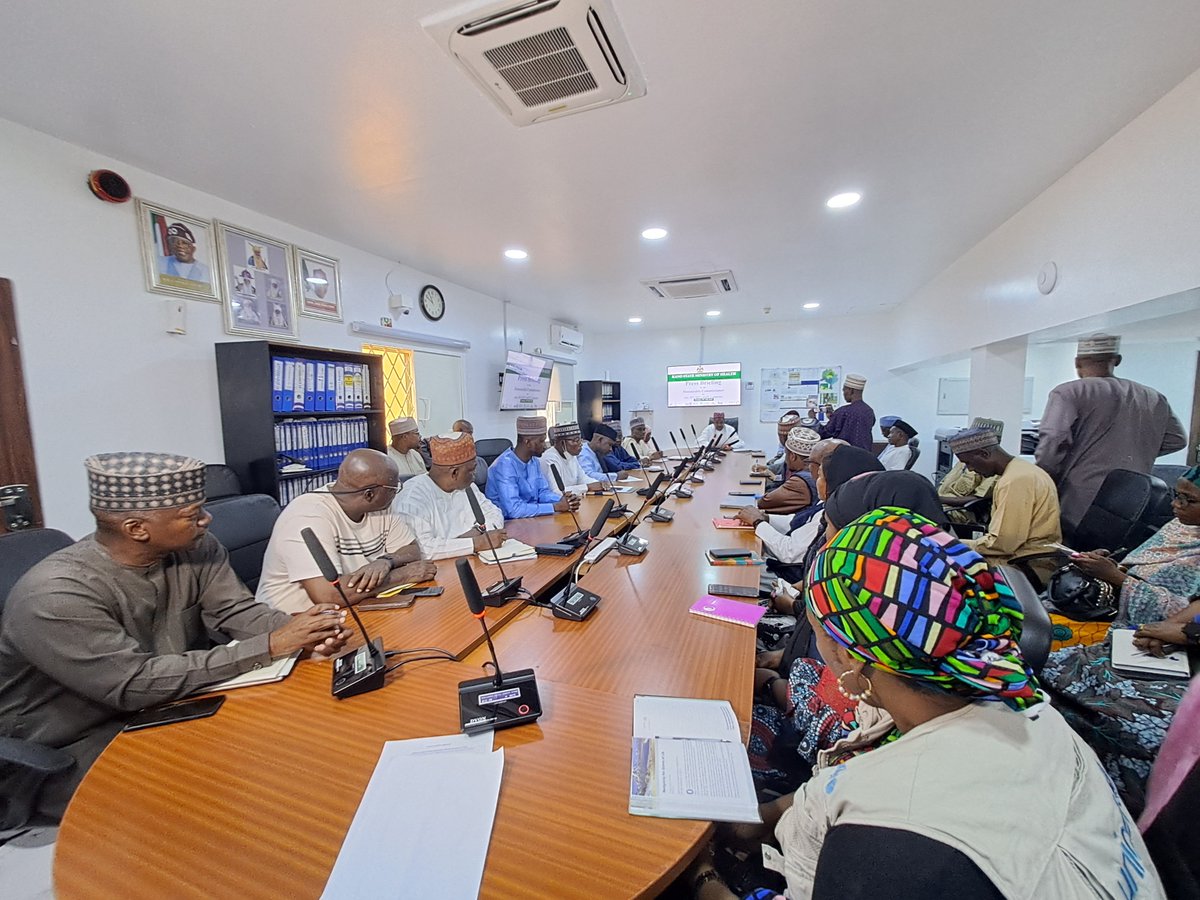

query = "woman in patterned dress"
[1041, 467, 1200, 816]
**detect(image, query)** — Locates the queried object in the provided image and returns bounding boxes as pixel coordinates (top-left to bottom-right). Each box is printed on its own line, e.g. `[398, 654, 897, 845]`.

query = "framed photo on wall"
[136, 199, 220, 301]
[214, 221, 299, 342]
[295, 248, 342, 321]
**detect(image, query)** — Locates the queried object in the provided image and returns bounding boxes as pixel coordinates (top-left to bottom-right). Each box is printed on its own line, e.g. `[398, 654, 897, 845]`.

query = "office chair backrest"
[1071, 469, 1171, 558]
[904, 438, 921, 471]
[0, 528, 75, 614]
[205, 494, 281, 593]
[475, 438, 513, 466]
[708, 415, 739, 433]
[473, 456, 488, 490]
[204, 464, 243, 501]
[996, 565, 1051, 674]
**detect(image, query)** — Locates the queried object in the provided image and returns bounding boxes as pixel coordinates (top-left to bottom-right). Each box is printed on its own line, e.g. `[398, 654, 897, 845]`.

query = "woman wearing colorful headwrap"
[690, 509, 1163, 900]
[1041, 467, 1200, 816]
[748, 469, 945, 794]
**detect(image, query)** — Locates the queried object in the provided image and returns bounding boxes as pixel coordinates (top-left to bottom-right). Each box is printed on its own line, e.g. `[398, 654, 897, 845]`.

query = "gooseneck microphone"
[616, 473, 667, 556]
[301, 527, 386, 699]
[455, 558, 542, 733]
[542, 498, 613, 621]
[466, 486, 522, 605]
[669, 432, 685, 461]
[550, 463, 588, 546]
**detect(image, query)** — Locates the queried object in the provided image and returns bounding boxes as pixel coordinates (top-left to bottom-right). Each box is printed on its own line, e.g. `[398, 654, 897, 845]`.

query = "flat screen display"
[666, 362, 742, 408]
[500, 350, 553, 410]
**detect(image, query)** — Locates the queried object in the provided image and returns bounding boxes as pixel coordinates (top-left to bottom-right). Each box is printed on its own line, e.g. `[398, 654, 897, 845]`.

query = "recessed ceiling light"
[641, 227, 668, 240]
[825, 191, 861, 209]
[504, 248, 528, 260]
[706, 310, 721, 317]
[803, 302, 820, 310]
[628, 316, 643, 323]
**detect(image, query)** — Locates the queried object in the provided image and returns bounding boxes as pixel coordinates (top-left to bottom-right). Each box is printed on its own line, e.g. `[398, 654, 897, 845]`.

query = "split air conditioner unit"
[551, 323, 584, 352]
[422, 0, 647, 126]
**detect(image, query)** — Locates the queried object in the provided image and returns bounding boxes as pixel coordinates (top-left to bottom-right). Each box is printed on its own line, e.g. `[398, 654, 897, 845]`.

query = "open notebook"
[194, 648, 302, 694]
[1110, 628, 1191, 679]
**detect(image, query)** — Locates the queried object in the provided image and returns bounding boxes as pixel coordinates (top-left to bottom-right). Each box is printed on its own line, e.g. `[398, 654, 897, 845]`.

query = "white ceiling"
[3, 1, 1200, 332]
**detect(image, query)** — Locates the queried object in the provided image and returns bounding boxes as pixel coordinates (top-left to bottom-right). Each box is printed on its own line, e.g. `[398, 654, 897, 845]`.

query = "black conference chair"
[1067, 469, 1171, 557]
[707, 415, 739, 433]
[204, 464, 243, 501]
[205, 494, 281, 593]
[996, 564, 1052, 674]
[904, 438, 921, 471]
[475, 438, 513, 467]
[0, 528, 77, 830]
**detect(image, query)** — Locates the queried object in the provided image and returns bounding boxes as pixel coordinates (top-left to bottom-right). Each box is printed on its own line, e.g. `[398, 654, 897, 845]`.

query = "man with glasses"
[257, 449, 435, 612]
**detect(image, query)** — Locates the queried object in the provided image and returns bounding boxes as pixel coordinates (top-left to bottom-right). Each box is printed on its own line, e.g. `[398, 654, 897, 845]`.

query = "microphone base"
[557, 529, 590, 548]
[481, 576, 523, 607]
[635, 486, 655, 497]
[648, 508, 675, 522]
[548, 583, 602, 621]
[331, 637, 387, 699]
[615, 534, 649, 556]
[688, 476, 705, 485]
[608, 505, 629, 517]
[459, 668, 543, 733]
[670, 487, 694, 499]
[701, 463, 716, 471]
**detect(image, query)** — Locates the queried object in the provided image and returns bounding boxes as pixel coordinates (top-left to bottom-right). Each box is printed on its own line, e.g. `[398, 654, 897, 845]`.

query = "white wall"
[0, 118, 557, 536]
[888, 67, 1200, 370]
[580, 318, 972, 480]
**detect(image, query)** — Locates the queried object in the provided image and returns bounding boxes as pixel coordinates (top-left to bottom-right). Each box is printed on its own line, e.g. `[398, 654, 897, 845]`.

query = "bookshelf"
[578, 380, 621, 429]
[215, 341, 386, 505]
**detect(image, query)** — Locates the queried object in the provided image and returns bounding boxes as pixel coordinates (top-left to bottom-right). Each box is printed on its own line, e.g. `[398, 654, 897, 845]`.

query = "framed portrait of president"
[136, 199, 219, 301]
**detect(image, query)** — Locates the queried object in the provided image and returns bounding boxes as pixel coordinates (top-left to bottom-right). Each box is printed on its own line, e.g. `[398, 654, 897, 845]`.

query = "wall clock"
[419, 284, 445, 321]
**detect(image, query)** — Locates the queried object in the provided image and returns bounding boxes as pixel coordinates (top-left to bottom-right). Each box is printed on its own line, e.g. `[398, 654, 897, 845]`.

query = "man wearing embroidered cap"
[951, 427, 1062, 584]
[878, 418, 918, 471]
[157, 221, 210, 285]
[0, 452, 352, 824]
[486, 416, 580, 519]
[697, 411, 743, 451]
[754, 410, 801, 480]
[394, 434, 507, 560]
[741, 426, 822, 521]
[387, 416, 427, 477]
[622, 416, 661, 465]
[578, 422, 620, 481]
[817, 373, 876, 450]
[540, 422, 602, 496]
[1037, 333, 1185, 532]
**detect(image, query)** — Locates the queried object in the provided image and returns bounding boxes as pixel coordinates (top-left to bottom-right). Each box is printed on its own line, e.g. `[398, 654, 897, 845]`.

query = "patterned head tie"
[807, 508, 1044, 712]
[85, 452, 206, 512]
[1183, 465, 1200, 487]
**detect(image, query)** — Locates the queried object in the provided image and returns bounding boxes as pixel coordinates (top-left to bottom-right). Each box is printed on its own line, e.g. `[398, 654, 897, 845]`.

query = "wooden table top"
[54, 449, 771, 899]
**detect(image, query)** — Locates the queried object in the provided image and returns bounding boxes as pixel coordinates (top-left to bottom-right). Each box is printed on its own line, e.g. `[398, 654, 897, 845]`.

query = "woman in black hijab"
[825, 469, 949, 531]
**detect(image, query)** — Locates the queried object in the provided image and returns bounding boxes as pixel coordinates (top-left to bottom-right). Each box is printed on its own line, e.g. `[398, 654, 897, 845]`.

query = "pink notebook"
[712, 517, 754, 530]
[689, 595, 766, 627]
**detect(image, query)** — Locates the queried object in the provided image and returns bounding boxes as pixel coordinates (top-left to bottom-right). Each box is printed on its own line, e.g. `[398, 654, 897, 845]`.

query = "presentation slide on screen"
[666, 363, 742, 408]
[500, 351, 553, 410]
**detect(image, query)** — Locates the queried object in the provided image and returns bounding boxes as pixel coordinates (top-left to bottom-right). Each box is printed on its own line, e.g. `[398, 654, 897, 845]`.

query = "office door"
[413, 350, 465, 436]
[0, 279, 43, 531]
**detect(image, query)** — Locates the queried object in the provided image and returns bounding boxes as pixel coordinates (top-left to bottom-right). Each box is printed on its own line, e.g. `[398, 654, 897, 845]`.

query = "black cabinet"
[577, 380, 621, 430]
[215, 341, 386, 504]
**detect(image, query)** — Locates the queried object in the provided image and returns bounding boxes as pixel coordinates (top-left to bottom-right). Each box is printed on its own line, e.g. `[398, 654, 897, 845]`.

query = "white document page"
[1111, 628, 1190, 678]
[192, 647, 300, 694]
[629, 696, 759, 824]
[322, 732, 502, 899]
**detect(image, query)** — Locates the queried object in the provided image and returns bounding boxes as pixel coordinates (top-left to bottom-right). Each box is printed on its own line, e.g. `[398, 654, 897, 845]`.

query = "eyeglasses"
[1172, 489, 1200, 506]
[328, 483, 400, 496]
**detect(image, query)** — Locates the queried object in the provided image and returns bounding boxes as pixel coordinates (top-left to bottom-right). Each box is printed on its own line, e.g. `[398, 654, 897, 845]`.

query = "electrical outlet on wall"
[165, 299, 186, 334]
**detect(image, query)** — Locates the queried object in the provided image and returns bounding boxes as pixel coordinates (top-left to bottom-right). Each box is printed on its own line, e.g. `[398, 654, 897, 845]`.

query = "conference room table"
[54, 450, 778, 899]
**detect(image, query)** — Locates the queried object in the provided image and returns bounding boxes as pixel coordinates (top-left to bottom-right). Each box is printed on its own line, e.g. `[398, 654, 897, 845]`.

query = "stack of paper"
[478, 539, 538, 565]
[629, 696, 759, 823]
[1110, 628, 1191, 679]
[322, 732, 502, 898]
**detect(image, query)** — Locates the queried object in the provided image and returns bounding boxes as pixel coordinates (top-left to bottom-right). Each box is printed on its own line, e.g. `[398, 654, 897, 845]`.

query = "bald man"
[257, 449, 435, 613]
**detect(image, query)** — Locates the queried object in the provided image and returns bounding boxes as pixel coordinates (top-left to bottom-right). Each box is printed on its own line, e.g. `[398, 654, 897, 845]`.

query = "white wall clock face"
[420, 284, 445, 321]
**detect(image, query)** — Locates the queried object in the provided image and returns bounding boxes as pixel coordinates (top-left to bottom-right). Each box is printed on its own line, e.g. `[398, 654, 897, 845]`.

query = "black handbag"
[1049, 564, 1119, 621]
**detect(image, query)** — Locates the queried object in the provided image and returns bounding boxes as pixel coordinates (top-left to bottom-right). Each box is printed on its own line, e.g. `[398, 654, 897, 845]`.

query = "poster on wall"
[759, 366, 842, 422]
[136, 199, 220, 301]
[215, 221, 300, 342]
[295, 247, 343, 321]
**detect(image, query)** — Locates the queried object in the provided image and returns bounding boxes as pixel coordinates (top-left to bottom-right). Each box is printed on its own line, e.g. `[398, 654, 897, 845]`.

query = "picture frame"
[136, 199, 220, 302]
[214, 220, 300, 342]
[295, 248, 343, 321]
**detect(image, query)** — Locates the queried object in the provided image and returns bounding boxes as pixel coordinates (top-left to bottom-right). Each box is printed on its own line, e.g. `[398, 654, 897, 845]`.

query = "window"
[361, 344, 417, 424]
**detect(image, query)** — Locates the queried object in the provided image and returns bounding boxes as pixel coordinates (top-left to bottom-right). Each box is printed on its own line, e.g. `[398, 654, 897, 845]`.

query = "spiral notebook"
[688, 595, 766, 627]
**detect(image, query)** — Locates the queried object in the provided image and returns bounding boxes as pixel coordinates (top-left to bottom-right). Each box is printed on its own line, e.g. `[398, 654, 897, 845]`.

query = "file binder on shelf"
[215, 341, 387, 508]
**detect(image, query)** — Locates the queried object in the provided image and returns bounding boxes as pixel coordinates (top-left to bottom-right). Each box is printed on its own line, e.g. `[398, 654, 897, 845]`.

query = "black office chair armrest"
[0, 736, 74, 775]
[1008, 551, 1065, 595]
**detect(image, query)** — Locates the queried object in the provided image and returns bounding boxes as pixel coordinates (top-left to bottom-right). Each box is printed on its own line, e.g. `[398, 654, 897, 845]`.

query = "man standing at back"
[1037, 334, 1186, 531]
[818, 373, 875, 450]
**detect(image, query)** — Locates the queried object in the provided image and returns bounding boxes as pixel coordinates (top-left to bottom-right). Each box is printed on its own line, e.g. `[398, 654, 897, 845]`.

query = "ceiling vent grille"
[423, 0, 646, 126]
[642, 270, 739, 300]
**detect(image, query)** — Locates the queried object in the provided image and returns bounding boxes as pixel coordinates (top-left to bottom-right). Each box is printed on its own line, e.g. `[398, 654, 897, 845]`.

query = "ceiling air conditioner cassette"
[422, 0, 647, 126]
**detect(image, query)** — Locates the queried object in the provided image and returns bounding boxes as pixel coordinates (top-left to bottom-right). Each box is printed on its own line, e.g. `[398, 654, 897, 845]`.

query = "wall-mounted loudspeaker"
[87, 169, 131, 203]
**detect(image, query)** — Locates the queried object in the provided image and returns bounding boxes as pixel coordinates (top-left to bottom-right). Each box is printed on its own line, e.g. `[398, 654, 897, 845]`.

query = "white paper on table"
[617, 476, 641, 483]
[628, 696, 760, 824]
[322, 732, 503, 899]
